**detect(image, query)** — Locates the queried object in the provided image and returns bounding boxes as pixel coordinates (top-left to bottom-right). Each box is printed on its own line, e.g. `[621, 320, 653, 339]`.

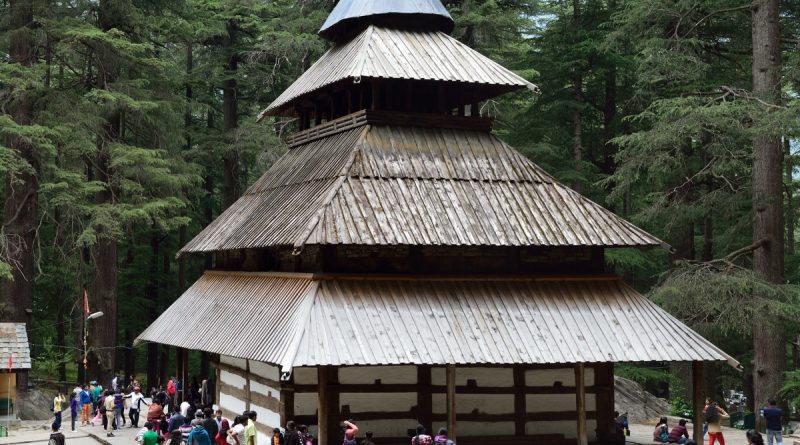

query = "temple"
[136, 1, 737, 444]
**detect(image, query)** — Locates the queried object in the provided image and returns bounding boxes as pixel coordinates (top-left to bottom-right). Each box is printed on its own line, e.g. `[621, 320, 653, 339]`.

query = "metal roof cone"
[319, 0, 455, 41]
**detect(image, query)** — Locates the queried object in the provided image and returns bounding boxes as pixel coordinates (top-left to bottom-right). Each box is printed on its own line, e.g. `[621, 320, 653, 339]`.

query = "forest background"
[3, 0, 800, 418]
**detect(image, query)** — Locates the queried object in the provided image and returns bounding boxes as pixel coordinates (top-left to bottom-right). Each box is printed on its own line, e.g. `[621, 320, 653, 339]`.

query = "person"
[188, 418, 213, 445]
[215, 409, 230, 445]
[271, 427, 284, 445]
[411, 425, 432, 445]
[179, 416, 194, 442]
[49, 421, 65, 445]
[284, 421, 300, 445]
[104, 390, 117, 436]
[168, 406, 186, 433]
[69, 392, 78, 432]
[342, 419, 358, 445]
[703, 398, 711, 436]
[668, 419, 690, 444]
[653, 417, 669, 443]
[79, 385, 92, 426]
[113, 389, 125, 428]
[433, 428, 454, 445]
[140, 422, 160, 445]
[159, 414, 170, 436]
[127, 386, 149, 428]
[203, 408, 219, 442]
[706, 402, 730, 445]
[180, 398, 191, 418]
[168, 430, 183, 445]
[53, 391, 66, 430]
[297, 425, 312, 445]
[147, 399, 163, 425]
[227, 415, 247, 445]
[245, 411, 258, 445]
[201, 379, 211, 407]
[361, 431, 375, 445]
[762, 399, 783, 445]
[748, 430, 766, 445]
[92, 382, 103, 414]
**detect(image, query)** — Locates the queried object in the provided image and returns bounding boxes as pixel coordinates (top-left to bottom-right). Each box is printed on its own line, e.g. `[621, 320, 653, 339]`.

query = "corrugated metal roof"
[135, 272, 739, 371]
[258, 26, 537, 118]
[0, 323, 31, 370]
[309, 177, 659, 247]
[180, 123, 665, 254]
[134, 272, 317, 371]
[319, 0, 454, 41]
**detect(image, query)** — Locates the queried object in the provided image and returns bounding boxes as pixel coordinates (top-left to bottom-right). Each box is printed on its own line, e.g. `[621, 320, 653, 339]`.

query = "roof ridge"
[291, 125, 369, 254]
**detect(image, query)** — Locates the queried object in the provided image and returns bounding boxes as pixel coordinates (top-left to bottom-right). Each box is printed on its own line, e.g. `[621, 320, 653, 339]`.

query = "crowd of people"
[647, 397, 784, 445]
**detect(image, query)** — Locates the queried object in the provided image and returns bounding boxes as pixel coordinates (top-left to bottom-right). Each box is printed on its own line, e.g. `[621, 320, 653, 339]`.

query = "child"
[70, 392, 79, 432]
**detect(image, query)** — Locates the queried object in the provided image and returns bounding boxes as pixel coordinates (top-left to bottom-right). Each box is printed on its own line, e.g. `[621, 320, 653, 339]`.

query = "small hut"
[137, 1, 737, 444]
[0, 323, 31, 418]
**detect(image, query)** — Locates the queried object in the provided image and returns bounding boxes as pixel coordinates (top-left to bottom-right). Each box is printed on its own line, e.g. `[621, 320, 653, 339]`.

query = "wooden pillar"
[245, 359, 251, 411]
[446, 365, 456, 440]
[418, 366, 433, 434]
[575, 363, 588, 445]
[594, 363, 615, 439]
[181, 348, 189, 404]
[692, 361, 704, 444]
[513, 365, 526, 435]
[318, 367, 329, 445]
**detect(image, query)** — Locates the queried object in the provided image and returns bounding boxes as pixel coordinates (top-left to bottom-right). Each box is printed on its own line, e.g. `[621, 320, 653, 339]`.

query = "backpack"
[658, 425, 668, 443]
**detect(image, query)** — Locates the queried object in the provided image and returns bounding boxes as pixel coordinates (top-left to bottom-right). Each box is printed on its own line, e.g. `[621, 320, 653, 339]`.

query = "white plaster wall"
[251, 402, 281, 429]
[347, 419, 418, 438]
[525, 419, 597, 440]
[339, 366, 416, 384]
[220, 392, 246, 416]
[250, 380, 280, 400]
[221, 355, 247, 370]
[250, 361, 280, 381]
[458, 421, 515, 435]
[294, 392, 318, 415]
[524, 368, 594, 386]
[221, 370, 246, 389]
[431, 367, 513, 386]
[340, 392, 416, 412]
[293, 367, 317, 385]
[526, 394, 596, 412]
[430, 394, 513, 415]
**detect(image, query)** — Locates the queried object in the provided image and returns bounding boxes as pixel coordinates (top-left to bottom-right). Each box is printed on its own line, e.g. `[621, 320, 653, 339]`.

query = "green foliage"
[779, 370, 800, 411]
[616, 364, 683, 396]
[670, 397, 694, 418]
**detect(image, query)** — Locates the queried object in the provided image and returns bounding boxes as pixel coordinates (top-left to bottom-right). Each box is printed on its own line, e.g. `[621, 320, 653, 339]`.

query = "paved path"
[627, 421, 761, 445]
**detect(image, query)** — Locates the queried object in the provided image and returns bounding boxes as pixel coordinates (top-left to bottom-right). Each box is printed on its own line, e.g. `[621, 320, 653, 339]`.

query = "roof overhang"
[135, 271, 739, 375]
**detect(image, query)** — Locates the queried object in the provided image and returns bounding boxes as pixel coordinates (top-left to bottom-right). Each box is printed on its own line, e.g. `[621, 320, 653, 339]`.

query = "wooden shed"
[0, 323, 31, 417]
[137, 1, 737, 444]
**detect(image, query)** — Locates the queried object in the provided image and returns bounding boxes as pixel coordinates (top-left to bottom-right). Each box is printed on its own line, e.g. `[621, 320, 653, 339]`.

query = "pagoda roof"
[181, 112, 665, 255]
[319, 0, 455, 41]
[258, 26, 537, 119]
[135, 271, 739, 372]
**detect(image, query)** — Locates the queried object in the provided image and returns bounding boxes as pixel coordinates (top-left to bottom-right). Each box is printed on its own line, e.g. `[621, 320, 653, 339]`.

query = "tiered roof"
[135, 271, 738, 372]
[181, 114, 664, 255]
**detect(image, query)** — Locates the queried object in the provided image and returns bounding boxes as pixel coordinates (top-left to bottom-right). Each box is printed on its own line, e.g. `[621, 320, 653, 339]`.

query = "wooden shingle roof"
[136, 272, 738, 372]
[0, 323, 31, 370]
[258, 26, 538, 119]
[180, 114, 665, 255]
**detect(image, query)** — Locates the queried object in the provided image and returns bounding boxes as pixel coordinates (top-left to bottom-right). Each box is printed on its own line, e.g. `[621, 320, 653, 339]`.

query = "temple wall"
[286, 364, 614, 444]
[217, 355, 282, 445]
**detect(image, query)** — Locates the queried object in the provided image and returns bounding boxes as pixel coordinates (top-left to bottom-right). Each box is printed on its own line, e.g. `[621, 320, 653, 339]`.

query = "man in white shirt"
[180, 400, 190, 418]
[125, 387, 149, 428]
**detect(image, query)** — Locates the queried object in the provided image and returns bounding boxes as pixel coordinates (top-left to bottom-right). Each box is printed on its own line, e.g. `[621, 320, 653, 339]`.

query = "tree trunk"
[222, 21, 240, 208]
[751, 0, 785, 428]
[179, 44, 192, 292]
[2, 0, 38, 396]
[89, 120, 119, 385]
[785, 137, 795, 254]
[146, 230, 160, 389]
[571, 0, 583, 193]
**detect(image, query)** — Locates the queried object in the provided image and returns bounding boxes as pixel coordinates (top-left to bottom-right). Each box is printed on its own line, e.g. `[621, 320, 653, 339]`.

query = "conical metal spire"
[319, 0, 454, 41]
